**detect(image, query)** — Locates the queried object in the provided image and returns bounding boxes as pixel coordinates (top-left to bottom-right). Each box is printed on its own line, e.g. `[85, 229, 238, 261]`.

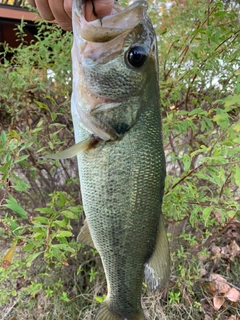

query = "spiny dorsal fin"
[144, 215, 170, 291]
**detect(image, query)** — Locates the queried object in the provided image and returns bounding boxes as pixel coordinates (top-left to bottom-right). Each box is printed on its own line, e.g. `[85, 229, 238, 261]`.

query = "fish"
[46, 0, 170, 319]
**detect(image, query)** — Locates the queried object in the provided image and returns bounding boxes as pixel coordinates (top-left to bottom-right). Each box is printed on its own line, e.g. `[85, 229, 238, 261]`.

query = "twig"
[2, 299, 19, 320]
[219, 172, 232, 199]
[165, 160, 240, 195]
[165, 163, 204, 195]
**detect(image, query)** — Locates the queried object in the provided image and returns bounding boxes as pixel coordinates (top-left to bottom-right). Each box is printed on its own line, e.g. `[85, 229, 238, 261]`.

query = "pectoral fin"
[43, 137, 95, 160]
[77, 220, 95, 248]
[144, 215, 170, 291]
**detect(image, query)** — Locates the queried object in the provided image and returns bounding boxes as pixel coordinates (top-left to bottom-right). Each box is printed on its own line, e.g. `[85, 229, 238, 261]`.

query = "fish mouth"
[73, 0, 148, 42]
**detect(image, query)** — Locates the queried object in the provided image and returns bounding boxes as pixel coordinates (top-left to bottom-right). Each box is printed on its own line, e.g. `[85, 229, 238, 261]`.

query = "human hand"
[28, 0, 114, 31]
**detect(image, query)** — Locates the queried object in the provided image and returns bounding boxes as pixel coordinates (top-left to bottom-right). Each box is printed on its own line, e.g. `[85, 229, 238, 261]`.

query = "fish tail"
[95, 301, 146, 320]
[95, 302, 121, 320]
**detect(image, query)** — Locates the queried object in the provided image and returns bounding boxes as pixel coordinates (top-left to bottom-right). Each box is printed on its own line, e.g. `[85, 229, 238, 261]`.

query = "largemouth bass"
[47, 0, 170, 319]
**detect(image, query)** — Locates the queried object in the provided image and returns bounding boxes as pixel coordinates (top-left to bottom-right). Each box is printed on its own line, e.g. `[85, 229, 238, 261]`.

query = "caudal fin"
[95, 301, 145, 320]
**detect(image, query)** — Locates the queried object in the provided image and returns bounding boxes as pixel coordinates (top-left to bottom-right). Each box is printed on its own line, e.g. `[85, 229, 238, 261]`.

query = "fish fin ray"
[43, 138, 92, 160]
[145, 215, 170, 291]
[95, 301, 122, 320]
[77, 220, 95, 248]
[95, 301, 145, 320]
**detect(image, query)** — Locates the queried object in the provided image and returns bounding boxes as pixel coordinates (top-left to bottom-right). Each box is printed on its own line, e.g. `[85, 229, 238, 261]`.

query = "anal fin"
[77, 220, 95, 248]
[144, 214, 170, 291]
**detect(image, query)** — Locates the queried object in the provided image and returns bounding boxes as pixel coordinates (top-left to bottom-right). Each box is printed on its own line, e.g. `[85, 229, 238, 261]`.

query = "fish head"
[72, 0, 159, 140]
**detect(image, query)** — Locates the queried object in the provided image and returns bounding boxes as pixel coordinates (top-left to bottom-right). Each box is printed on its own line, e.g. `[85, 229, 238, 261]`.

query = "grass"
[1, 220, 239, 320]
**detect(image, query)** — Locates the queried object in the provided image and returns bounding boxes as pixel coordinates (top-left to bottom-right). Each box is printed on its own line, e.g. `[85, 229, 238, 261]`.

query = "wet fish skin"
[70, 1, 170, 319]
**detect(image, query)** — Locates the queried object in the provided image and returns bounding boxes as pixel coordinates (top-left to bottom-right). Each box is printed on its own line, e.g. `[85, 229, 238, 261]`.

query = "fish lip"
[73, 0, 148, 42]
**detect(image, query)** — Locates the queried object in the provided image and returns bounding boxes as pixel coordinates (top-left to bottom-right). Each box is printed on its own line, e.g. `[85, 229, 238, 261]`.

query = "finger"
[59, 19, 72, 31]
[85, 0, 114, 21]
[93, 0, 114, 17]
[64, 0, 72, 19]
[28, 0, 36, 8]
[49, 0, 72, 30]
[35, 0, 55, 21]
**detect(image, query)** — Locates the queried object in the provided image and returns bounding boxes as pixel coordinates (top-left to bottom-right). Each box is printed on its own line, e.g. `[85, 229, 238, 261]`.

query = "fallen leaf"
[228, 240, 240, 260]
[215, 211, 223, 224]
[211, 245, 221, 255]
[213, 295, 225, 310]
[224, 288, 240, 302]
[210, 273, 230, 294]
[1, 241, 17, 270]
[199, 267, 208, 277]
[221, 240, 240, 261]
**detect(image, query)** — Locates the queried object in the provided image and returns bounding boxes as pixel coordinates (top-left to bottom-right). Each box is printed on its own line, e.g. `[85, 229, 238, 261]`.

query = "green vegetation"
[0, 0, 239, 319]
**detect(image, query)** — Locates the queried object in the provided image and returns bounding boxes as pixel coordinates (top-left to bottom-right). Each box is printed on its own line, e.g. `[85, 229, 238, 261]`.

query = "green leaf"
[235, 166, 240, 187]
[32, 216, 49, 224]
[34, 100, 50, 112]
[3, 194, 27, 218]
[224, 95, 240, 108]
[62, 210, 78, 219]
[23, 244, 35, 252]
[26, 251, 44, 267]
[57, 192, 66, 207]
[233, 121, 240, 132]
[56, 231, 72, 238]
[67, 206, 83, 213]
[94, 295, 106, 303]
[51, 112, 57, 121]
[53, 220, 67, 228]
[213, 113, 229, 129]
[6, 218, 19, 233]
[0, 131, 7, 145]
[51, 244, 75, 252]
[15, 154, 29, 163]
[11, 177, 30, 192]
[35, 207, 56, 215]
[202, 206, 213, 226]
[182, 153, 191, 171]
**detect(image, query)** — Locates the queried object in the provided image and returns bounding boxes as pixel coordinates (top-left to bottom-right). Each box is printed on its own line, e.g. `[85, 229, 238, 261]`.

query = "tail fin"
[95, 302, 122, 320]
[95, 301, 145, 320]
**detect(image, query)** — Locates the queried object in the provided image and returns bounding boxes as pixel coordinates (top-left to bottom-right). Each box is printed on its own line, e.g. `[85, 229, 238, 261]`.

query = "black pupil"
[128, 46, 147, 68]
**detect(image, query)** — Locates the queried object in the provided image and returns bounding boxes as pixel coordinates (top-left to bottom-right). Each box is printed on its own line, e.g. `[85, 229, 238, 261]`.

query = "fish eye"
[127, 45, 148, 68]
